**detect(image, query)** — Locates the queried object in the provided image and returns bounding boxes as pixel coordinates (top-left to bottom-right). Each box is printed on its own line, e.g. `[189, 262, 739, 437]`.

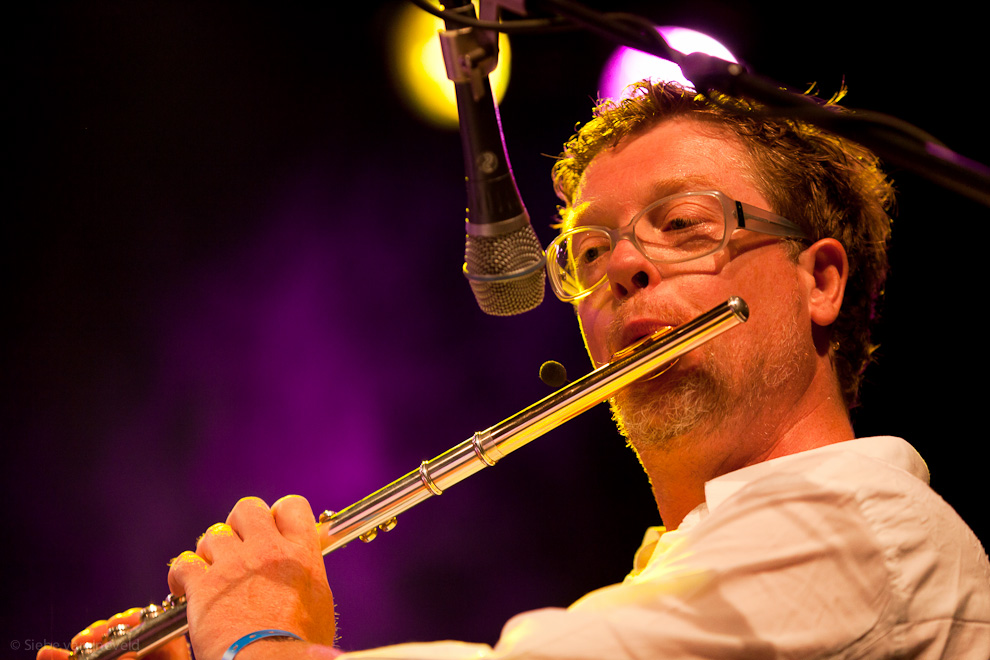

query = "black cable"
[405, 0, 990, 206]
[406, 0, 573, 34]
[534, 0, 680, 61]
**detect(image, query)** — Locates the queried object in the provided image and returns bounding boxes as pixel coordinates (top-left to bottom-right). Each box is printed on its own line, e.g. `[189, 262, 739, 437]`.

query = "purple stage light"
[598, 26, 738, 100]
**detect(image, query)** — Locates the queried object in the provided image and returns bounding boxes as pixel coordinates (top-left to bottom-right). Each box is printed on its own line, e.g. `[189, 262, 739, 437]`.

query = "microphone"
[440, 1, 546, 316]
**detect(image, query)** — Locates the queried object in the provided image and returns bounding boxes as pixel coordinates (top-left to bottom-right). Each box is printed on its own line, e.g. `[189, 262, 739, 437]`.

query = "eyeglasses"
[546, 190, 809, 302]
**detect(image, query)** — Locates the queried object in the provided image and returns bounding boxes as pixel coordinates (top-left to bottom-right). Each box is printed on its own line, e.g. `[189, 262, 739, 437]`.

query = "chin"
[609, 365, 732, 452]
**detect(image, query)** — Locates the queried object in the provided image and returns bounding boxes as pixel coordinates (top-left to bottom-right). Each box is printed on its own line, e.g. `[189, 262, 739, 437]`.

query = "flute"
[71, 296, 749, 660]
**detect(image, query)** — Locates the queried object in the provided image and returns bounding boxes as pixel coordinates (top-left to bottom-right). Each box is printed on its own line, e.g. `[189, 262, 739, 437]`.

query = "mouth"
[609, 320, 678, 361]
[608, 323, 678, 380]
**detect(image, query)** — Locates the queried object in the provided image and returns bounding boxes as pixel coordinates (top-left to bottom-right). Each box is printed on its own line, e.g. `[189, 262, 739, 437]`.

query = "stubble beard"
[609, 299, 806, 455]
[609, 349, 733, 454]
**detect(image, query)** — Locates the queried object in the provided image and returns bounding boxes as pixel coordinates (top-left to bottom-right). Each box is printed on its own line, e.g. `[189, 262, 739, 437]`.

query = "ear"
[798, 238, 848, 327]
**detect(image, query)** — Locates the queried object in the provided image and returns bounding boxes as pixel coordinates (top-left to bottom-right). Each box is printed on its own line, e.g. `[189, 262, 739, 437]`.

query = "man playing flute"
[44, 81, 990, 660]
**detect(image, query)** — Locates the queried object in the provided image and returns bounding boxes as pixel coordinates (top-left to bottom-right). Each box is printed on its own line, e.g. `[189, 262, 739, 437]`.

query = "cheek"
[732, 267, 808, 352]
[576, 302, 610, 367]
[721, 248, 802, 312]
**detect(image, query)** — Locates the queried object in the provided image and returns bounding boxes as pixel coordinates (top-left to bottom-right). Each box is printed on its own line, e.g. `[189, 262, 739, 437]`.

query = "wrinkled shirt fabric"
[340, 437, 990, 659]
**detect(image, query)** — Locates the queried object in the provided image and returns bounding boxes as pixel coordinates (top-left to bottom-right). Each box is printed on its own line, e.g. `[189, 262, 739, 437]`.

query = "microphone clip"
[439, 11, 499, 101]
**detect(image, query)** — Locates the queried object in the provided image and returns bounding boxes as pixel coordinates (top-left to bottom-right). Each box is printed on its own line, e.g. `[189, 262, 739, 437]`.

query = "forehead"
[564, 118, 762, 229]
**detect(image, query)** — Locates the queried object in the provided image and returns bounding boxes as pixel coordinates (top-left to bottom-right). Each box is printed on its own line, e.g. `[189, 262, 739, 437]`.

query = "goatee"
[609, 357, 732, 453]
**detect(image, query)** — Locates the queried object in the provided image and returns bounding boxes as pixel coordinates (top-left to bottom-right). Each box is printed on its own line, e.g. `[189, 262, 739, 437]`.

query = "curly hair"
[551, 81, 894, 409]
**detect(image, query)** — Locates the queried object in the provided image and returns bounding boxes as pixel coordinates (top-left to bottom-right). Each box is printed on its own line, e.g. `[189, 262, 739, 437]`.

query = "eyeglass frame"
[546, 190, 811, 302]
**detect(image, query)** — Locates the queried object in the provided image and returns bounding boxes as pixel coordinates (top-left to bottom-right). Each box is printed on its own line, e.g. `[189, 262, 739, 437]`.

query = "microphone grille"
[464, 224, 546, 316]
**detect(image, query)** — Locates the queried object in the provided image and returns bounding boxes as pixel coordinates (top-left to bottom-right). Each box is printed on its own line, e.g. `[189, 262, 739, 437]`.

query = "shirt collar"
[703, 436, 929, 514]
[630, 437, 928, 575]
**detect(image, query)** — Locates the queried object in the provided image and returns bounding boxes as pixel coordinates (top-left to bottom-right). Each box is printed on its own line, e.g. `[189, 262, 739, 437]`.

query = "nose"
[604, 238, 661, 300]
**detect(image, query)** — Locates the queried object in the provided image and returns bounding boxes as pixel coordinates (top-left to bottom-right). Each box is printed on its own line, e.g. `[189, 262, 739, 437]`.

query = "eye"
[662, 216, 705, 232]
[647, 199, 722, 238]
[579, 245, 604, 263]
[570, 233, 611, 265]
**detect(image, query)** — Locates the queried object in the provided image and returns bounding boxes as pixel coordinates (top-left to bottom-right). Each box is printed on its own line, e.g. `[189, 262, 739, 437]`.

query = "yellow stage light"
[389, 2, 511, 129]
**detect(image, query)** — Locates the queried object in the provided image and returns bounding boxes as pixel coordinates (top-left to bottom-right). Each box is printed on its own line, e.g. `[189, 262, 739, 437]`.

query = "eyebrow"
[647, 175, 719, 200]
[563, 175, 722, 230]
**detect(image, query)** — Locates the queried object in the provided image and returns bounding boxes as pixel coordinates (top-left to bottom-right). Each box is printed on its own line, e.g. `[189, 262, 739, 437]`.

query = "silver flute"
[72, 296, 749, 660]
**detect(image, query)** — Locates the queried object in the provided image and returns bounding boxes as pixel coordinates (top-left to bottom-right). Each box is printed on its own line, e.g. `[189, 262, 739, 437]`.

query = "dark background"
[5, 0, 987, 655]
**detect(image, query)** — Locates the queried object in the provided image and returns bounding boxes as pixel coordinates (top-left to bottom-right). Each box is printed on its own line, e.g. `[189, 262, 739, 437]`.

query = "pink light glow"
[599, 26, 738, 100]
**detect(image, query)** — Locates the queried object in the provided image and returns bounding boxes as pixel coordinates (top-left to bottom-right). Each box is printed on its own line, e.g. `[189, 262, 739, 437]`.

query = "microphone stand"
[677, 53, 990, 208]
[519, 0, 990, 208]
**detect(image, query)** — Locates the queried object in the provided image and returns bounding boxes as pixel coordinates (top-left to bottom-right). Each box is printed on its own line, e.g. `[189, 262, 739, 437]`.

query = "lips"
[609, 318, 678, 362]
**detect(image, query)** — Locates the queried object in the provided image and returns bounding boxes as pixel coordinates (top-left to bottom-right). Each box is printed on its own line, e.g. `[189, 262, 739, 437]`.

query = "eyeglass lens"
[552, 193, 728, 297]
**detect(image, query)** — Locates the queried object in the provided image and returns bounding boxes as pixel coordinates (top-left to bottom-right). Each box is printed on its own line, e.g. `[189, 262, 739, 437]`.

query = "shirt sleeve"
[337, 470, 894, 660]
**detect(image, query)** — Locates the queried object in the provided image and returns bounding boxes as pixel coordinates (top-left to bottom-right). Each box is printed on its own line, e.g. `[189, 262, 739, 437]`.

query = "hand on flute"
[168, 495, 338, 660]
[35, 609, 190, 660]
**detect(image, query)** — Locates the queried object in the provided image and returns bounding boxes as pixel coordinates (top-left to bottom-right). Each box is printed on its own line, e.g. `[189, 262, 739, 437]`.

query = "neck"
[632, 371, 854, 531]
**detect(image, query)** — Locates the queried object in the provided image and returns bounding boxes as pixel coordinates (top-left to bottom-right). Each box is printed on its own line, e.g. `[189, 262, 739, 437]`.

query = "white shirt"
[340, 437, 990, 659]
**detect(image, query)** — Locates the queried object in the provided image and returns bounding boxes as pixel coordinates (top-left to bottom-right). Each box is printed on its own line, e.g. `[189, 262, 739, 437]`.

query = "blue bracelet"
[221, 629, 303, 660]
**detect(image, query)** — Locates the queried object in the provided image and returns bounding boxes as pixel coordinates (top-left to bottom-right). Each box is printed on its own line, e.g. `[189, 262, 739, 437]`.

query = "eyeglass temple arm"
[735, 201, 808, 239]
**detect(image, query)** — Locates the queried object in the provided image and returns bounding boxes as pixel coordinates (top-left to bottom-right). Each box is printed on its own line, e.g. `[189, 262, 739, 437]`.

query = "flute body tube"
[317, 296, 749, 552]
[72, 297, 749, 660]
